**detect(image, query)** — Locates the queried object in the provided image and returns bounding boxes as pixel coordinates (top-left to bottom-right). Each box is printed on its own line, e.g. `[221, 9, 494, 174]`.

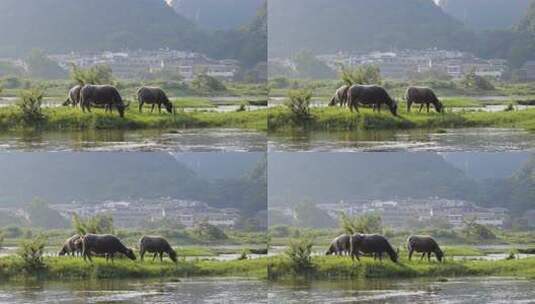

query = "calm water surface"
[0, 278, 268, 304]
[269, 128, 535, 152]
[268, 277, 535, 304]
[0, 128, 266, 152]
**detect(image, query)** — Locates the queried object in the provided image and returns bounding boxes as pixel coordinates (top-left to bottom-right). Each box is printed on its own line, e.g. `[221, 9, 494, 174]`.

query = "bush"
[17, 87, 45, 125]
[191, 222, 228, 241]
[340, 65, 382, 86]
[285, 238, 314, 272]
[191, 73, 226, 93]
[72, 213, 114, 235]
[285, 89, 312, 120]
[17, 235, 47, 272]
[340, 213, 383, 235]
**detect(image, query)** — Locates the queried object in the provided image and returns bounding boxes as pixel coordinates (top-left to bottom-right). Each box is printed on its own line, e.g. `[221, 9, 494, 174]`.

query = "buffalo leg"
[158, 103, 162, 114]
[152, 253, 158, 262]
[140, 250, 145, 261]
[407, 101, 411, 112]
[418, 104, 424, 112]
[420, 253, 426, 261]
[427, 252, 431, 262]
[139, 102, 144, 113]
[377, 103, 381, 112]
[160, 252, 164, 262]
[151, 104, 156, 113]
[426, 103, 430, 113]
[408, 249, 414, 261]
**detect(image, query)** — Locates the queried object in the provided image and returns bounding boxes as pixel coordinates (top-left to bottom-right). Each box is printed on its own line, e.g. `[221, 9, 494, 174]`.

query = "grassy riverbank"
[268, 106, 535, 132]
[268, 255, 535, 281]
[0, 256, 269, 281]
[0, 106, 267, 131]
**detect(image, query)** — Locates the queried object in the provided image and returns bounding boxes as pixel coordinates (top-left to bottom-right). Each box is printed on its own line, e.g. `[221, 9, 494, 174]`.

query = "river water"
[2, 277, 532, 303]
[0, 128, 266, 152]
[269, 128, 535, 152]
[0, 278, 268, 304]
[268, 277, 535, 304]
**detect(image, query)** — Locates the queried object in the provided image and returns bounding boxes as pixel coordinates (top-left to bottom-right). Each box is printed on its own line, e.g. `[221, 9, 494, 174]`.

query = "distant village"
[5, 49, 241, 81]
[272, 197, 534, 230]
[1, 198, 241, 229]
[271, 49, 535, 81]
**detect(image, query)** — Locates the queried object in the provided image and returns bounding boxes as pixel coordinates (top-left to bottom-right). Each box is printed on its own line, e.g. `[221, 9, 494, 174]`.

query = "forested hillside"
[0, 0, 266, 68]
[268, 0, 475, 57]
[439, 0, 531, 30]
[0, 153, 266, 215]
[169, 0, 264, 30]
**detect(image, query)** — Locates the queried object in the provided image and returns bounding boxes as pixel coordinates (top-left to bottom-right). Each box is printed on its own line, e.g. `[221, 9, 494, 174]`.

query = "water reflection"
[0, 278, 268, 304]
[268, 277, 535, 304]
[0, 128, 266, 152]
[269, 128, 535, 152]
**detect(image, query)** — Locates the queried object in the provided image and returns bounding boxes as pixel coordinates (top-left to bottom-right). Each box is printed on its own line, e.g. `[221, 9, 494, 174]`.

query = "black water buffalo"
[347, 85, 398, 116]
[137, 86, 173, 113]
[328, 85, 350, 107]
[350, 233, 398, 263]
[80, 85, 129, 117]
[63, 85, 83, 107]
[405, 86, 443, 113]
[407, 235, 444, 262]
[81, 234, 136, 262]
[58, 234, 82, 256]
[326, 234, 351, 256]
[139, 236, 177, 263]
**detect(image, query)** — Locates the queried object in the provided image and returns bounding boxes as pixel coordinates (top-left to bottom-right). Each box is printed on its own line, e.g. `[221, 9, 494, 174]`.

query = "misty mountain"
[269, 152, 535, 216]
[441, 152, 530, 180]
[169, 0, 264, 30]
[439, 0, 531, 30]
[268, 0, 476, 57]
[268, 153, 478, 206]
[0, 0, 265, 68]
[173, 152, 265, 180]
[0, 153, 266, 215]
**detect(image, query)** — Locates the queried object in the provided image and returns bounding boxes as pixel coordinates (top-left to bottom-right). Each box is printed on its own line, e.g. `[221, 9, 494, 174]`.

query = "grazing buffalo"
[350, 233, 398, 263]
[63, 85, 83, 107]
[58, 234, 83, 256]
[407, 235, 444, 262]
[137, 86, 173, 113]
[139, 236, 177, 263]
[81, 234, 136, 262]
[325, 234, 351, 256]
[405, 86, 443, 113]
[328, 85, 350, 107]
[80, 85, 129, 117]
[347, 85, 398, 116]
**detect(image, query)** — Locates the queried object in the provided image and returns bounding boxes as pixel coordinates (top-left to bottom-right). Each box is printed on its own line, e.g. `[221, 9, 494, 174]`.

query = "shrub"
[285, 89, 312, 120]
[340, 65, 382, 86]
[340, 213, 383, 235]
[72, 213, 114, 235]
[285, 238, 314, 272]
[191, 222, 228, 241]
[17, 87, 45, 125]
[17, 235, 47, 272]
[191, 73, 226, 92]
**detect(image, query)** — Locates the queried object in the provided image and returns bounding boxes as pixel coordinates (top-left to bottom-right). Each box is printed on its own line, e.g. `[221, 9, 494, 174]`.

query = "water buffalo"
[58, 234, 82, 256]
[139, 236, 177, 263]
[63, 85, 83, 107]
[350, 233, 398, 263]
[347, 85, 398, 116]
[328, 85, 350, 107]
[80, 85, 129, 117]
[407, 235, 444, 262]
[137, 86, 173, 114]
[81, 234, 136, 262]
[405, 86, 443, 113]
[325, 234, 351, 256]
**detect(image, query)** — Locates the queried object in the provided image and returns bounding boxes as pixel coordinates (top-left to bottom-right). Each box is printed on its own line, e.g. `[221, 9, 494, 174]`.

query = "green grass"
[268, 105, 535, 133]
[0, 106, 267, 131]
[268, 255, 535, 281]
[0, 255, 268, 281]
